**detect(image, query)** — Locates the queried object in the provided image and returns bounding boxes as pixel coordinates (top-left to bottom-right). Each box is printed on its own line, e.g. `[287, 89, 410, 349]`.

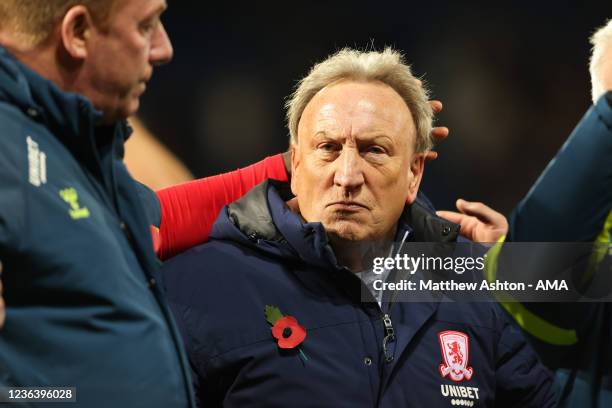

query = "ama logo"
[438, 331, 474, 382]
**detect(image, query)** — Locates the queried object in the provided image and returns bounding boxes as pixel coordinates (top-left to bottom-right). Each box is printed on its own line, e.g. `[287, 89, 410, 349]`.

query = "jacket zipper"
[382, 313, 396, 363]
[379, 230, 410, 365]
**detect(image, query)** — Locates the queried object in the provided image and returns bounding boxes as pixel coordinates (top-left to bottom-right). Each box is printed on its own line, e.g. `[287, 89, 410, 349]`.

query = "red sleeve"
[155, 154, 288, 260]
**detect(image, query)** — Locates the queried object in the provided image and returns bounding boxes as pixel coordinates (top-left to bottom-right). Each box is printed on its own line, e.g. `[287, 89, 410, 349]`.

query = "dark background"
[139, 1, 610, 214]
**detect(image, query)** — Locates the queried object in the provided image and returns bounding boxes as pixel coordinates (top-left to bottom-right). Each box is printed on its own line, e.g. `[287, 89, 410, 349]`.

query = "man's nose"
[150, 22, 174, 66]
[333, 148, 365, 192]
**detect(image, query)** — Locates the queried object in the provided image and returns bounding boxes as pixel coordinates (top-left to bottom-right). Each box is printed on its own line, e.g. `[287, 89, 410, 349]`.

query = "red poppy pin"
[264, 305, 309, 362]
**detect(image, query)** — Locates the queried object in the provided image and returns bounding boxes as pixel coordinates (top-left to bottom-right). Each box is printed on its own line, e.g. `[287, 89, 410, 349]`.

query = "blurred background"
[136, 1, 609, 214]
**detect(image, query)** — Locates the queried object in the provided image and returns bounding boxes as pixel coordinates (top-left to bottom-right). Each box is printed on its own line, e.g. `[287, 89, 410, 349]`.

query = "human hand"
[414, 77, 448, 162]
[425, 100, 449, 162]
[437, 199, 508, 243]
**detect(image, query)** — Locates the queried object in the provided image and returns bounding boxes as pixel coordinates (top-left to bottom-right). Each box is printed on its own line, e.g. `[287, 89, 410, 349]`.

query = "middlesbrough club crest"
[438, 330, 474, 382]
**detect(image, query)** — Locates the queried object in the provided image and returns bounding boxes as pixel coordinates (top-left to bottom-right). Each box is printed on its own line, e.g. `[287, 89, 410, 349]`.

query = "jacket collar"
[0, 46, 131, 156]
[216, 180, 460, 271]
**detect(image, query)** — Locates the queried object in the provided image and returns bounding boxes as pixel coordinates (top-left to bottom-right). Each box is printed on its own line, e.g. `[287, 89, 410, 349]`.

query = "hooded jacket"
[0, 47, 193, 407]
[163, 180, 555, 407]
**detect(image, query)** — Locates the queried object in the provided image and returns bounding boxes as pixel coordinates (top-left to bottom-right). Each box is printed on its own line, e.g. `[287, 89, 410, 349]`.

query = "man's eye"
[365, 145, 386, 154]
[318, 143, 339, 152]
[140, 19, 157, 33]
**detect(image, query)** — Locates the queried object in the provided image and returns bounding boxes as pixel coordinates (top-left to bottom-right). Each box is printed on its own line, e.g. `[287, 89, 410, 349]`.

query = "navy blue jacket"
[0, 47, 194, 407]
[163, 180, 555, 407]
[505, 92, 612, 407]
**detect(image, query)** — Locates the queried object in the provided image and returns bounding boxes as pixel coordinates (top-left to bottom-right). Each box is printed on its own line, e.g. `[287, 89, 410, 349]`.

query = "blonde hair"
[589, 19, 612, 103]
[285, 47, 433, 153]
[0, 0, 115, 46]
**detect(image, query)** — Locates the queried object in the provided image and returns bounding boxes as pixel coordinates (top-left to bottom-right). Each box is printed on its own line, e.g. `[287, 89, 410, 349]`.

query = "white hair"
[589, 19, 612, 103]
[285, 47, 433, 153]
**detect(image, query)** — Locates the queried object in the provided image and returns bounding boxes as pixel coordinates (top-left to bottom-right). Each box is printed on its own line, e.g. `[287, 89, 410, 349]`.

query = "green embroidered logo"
[59, 188, 90, 220]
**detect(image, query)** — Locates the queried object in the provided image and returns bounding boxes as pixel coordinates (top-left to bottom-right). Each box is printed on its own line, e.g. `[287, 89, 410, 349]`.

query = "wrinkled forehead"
[299, 80, 416, 145]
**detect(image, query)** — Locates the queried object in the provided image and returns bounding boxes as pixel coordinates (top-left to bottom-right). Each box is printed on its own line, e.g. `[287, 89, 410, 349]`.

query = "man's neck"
[1, 32, 71, 91]
[285, 199, 398, 273]
[330, 235, 394, 273]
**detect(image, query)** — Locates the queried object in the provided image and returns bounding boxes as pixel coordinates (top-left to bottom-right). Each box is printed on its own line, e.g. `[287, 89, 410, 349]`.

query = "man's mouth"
[327, 201, 369, 211]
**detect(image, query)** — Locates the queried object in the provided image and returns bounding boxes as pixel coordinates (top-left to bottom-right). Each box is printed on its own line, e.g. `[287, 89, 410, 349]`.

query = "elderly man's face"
[76, 0, 173, 123]
[291, 80, 425, 243]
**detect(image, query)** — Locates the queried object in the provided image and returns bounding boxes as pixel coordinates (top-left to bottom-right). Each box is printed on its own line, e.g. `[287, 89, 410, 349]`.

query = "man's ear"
[406, 153, 425, 204]
[60, 6, 95, 59]
[290, 143, 300, 197]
